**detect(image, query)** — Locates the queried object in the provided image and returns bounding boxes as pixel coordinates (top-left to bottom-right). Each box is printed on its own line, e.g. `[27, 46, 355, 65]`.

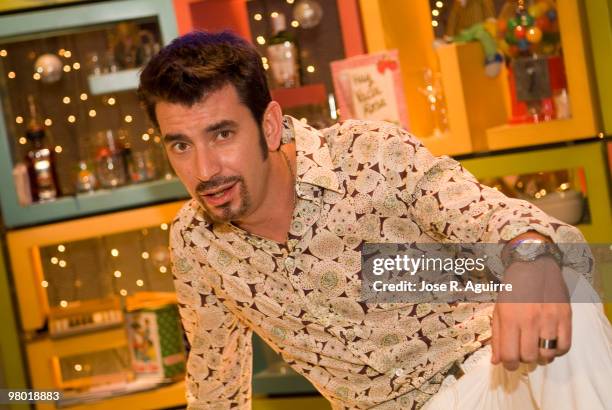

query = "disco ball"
[34, 53, 63, 84]
[293, 0, 323, 29]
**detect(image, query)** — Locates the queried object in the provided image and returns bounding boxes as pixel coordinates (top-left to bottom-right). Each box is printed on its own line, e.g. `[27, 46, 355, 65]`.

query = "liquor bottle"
[24, 95, 60, 202]
[267, 13, 301, 88]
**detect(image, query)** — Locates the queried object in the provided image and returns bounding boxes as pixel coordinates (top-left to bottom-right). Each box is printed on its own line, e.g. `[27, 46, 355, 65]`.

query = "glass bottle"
[128, 149, 157, 183]
[75, 160, 97, 193]
[12, 162, 32, 205]
[95, 129, 128, 188]
[24, 95, 60, 202]
[267, 13, 301, 88]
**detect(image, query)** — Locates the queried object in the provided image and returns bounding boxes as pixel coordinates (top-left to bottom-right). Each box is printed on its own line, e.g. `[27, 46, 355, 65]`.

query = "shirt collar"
[281, 115, 343, 200]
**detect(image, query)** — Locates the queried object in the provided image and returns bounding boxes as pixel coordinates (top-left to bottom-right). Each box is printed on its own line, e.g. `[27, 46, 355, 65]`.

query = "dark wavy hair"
[138, 30, 271, 153]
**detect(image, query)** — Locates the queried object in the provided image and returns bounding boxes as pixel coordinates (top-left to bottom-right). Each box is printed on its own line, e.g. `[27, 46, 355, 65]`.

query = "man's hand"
[491, 257, 572, 370]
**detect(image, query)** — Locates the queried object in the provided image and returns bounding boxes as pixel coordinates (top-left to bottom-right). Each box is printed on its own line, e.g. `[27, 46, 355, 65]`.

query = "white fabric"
[424, 274, 612, 410]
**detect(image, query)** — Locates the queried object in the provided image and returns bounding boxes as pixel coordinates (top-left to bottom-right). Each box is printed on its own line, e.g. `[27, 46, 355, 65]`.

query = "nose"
[194, 147, 221, 181]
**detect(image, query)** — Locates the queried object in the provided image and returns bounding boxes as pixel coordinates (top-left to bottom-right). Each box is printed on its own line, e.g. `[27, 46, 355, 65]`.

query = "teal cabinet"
[0, 0, 186, 228]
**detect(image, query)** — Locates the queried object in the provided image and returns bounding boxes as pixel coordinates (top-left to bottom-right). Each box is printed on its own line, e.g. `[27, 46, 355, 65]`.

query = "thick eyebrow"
[163, 120, 239, 144]
[204, 119, 238, 134]
[163, 133, 188, 145]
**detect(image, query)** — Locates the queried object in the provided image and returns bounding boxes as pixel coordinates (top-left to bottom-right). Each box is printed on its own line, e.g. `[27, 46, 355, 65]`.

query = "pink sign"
[331, 50, 409, 129]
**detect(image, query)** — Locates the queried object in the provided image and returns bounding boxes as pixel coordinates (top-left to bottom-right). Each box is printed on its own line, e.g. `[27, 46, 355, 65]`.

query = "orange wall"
[173, 0, 252, 40]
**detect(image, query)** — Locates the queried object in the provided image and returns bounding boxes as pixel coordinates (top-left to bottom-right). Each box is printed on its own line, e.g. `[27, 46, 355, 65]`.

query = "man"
[138, 31, 612, 409]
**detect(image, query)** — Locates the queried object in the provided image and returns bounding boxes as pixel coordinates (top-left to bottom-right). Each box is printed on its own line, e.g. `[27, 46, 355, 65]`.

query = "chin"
[197, 200, 241, 224]
[193, 182, 250, 223]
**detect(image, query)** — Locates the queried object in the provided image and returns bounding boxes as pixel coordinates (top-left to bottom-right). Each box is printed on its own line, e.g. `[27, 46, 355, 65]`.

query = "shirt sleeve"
[398, 129, 593, 282]
[170, 218, 253, 409]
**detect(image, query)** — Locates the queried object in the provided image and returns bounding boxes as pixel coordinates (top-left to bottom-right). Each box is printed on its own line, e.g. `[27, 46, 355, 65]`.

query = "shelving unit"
[459, 141, 612, 243]
[359, 0, 601, 155]
[0, 0, 182, 229]
[484, 0, 598, 150]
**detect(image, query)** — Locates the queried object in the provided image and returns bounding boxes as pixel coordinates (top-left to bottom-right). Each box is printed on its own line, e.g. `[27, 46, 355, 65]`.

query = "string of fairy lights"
[0, 46, 154, 153]
[431, 1, 445, 28]
[42, 222, 171, 308]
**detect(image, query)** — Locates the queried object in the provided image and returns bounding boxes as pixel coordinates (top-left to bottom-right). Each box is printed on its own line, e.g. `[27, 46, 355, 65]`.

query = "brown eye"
[170, 142, 189, 153]
[216, 130, 232, 140]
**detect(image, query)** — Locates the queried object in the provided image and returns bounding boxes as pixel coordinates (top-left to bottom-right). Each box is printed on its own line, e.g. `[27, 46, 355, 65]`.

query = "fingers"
[520, 314, 539, 364]
[491, 308, 501, 364]
[499, 311, 520, 371]
[537, 304, 559, 363]
[492, 302, 572, 371]
[491, 257, 575, 373]
[556, 304, 572, 356]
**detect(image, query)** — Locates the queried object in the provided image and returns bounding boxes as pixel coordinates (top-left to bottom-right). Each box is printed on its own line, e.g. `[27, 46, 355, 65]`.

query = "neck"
[234, 144, 296, 243]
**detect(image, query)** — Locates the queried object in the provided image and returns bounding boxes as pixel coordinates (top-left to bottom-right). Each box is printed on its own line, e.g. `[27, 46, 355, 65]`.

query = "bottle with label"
[24, 95, 60, 202]
[267, 13, 301, 88]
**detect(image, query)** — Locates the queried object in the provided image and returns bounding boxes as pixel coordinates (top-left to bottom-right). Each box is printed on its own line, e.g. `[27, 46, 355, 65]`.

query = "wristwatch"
[502, 238, 563, 269]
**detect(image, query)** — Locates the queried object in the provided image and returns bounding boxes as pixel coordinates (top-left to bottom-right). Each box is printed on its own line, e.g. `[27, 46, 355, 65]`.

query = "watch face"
[514, 239, 546, 260]
[504, 239, 563, 269]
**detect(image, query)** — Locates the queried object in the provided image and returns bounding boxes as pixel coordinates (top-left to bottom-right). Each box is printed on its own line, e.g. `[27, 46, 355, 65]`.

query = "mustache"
[195, 176, 242, 194]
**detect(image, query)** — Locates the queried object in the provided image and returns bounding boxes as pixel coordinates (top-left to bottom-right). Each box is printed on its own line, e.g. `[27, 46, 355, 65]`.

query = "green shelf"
[0, 178, 188, 228]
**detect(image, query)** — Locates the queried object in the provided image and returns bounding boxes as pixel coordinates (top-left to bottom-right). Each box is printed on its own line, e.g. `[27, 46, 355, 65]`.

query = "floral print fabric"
[170, 116, 588, 409]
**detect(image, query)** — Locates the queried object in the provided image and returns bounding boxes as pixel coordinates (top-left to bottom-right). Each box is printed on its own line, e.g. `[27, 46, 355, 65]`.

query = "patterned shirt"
[170, 116, 588, 409]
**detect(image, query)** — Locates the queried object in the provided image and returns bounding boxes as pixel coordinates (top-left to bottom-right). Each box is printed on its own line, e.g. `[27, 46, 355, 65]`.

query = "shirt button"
[394, 368, 404, 377]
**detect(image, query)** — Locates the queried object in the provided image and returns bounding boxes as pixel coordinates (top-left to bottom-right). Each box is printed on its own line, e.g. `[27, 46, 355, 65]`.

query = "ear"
[261, 101, 284, 152]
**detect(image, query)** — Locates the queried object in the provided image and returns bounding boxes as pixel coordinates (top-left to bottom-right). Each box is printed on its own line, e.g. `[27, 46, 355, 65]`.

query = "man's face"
[156, 84, 271, 223]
